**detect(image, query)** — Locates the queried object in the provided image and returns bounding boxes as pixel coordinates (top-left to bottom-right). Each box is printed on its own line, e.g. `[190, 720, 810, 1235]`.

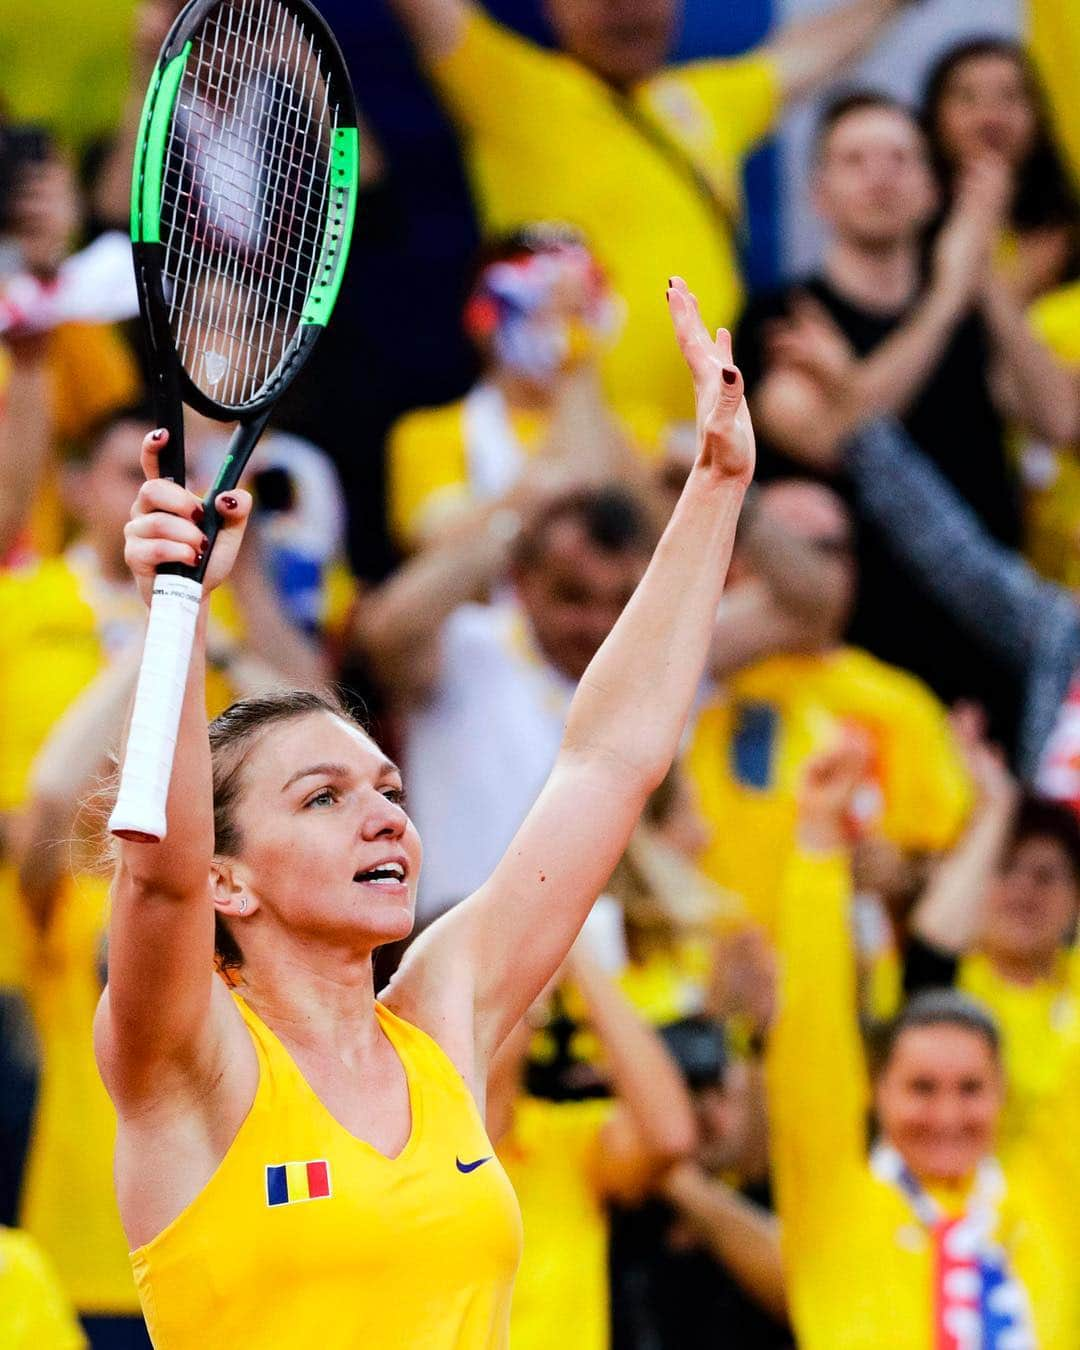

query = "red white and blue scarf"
[871, 1144, 1035, 1349]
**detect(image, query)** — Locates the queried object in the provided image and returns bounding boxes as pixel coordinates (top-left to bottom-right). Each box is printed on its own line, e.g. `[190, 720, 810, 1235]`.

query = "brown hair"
[208, 688, 364, 974]
[869, 989, 1001, 1077]
[513, 485, 655, 570]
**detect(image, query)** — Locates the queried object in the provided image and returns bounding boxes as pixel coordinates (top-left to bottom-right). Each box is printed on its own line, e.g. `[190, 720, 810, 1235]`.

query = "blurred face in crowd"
[65, 418, 149, 576]
[814, 106, 939, 250]
[543, 0, 680, 87]
[693, 1063, 765, 1177]
[979, 834, 1079, 973]
[734, 480, 857, 638]
[933, 52, 1037, 169]
[214, 712, 421, 952]
[876, 1024, 1003, 1182]
[514, 517, 648, 681]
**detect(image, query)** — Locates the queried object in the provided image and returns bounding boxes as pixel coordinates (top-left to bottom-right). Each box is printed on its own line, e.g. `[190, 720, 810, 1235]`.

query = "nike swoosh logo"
[456, 1155, 493, 1173]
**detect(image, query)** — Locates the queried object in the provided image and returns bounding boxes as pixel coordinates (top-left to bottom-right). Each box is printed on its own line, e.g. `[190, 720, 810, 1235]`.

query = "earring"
[238, 897, 248, 914]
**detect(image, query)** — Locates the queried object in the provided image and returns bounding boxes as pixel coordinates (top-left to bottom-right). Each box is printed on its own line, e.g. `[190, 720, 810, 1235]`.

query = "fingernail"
[220, 495, 238, 511]
[151, 428, 166, 443]
[667, 277, 673, 288]
[192, 503, 205, 525]
[722, 367, 738, 385]
[200, 533, 209, 550]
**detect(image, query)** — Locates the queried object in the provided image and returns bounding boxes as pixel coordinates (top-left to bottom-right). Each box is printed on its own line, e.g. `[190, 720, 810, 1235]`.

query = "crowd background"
[5, 0, 1080, 1346]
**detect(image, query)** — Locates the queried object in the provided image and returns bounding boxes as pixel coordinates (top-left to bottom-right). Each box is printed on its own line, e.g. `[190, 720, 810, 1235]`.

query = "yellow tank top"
[131, 995, 522, 1348]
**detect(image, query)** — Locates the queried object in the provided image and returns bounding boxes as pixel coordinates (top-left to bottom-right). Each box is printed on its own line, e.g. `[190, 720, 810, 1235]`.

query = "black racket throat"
[156, 410, 271, 584]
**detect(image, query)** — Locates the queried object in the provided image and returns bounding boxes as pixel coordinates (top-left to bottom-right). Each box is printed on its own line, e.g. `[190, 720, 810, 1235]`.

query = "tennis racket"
[109, 0, 359, 842]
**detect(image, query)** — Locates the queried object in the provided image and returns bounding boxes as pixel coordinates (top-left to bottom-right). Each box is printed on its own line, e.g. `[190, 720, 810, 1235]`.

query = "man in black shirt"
[736, 92, 1069, 752]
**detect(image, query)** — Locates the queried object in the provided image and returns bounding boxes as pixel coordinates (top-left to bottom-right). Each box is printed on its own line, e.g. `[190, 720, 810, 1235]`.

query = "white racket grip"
[108, 575, 204, 843]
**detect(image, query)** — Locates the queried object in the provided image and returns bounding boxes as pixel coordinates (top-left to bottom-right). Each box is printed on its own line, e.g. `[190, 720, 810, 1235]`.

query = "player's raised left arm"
[406, 279, 754, 1058]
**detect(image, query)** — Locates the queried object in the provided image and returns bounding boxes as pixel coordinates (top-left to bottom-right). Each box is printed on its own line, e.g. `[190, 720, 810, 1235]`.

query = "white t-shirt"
[405, 601, 575, 924]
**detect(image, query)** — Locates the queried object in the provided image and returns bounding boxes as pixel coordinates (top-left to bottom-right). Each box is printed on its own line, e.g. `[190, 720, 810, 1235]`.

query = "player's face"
[875, 1025, 1002, 1183]
[934, 52, 1037, 169]
[981, 836, 1079, 970]
[514, 519, 648, 681]
[815, 108, 938, 249]
[544, 0, 680, 87]
[225, 712, 422, 949]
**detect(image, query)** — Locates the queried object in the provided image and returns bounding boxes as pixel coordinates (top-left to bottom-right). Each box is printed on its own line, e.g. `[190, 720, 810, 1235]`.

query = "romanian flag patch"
[266, 1160, 332, 1207]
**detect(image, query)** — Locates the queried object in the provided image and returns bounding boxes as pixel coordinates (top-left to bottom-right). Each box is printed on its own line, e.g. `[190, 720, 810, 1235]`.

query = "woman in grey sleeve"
[762, 297, 1080, 788]
[844, 415, 1080, 784]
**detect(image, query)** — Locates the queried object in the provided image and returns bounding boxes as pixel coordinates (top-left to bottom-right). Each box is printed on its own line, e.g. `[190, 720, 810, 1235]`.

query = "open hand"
[667, 277, 755, 487]
[933, 155, 1010, 302]
[799, 727, 873, 851]
[766, 293, 858, 399]
[124, 429, 252, 605]
[948, 701, 1017, 811]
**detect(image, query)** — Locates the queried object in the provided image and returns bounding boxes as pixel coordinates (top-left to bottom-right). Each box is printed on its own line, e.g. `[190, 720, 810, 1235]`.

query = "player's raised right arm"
[385, 0, 469, 61]
[96, 431, 252, 1103]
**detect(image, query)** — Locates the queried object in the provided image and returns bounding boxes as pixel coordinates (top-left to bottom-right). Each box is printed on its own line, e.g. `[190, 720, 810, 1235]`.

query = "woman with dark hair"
[94, 277, 754, 1349]
[922, 36, 1080, 303]
[768, 733, 1080, 1348]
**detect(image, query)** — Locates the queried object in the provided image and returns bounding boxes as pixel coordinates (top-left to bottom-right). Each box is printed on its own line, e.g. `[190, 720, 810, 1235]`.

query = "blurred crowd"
[5, 0, 1080, 1346]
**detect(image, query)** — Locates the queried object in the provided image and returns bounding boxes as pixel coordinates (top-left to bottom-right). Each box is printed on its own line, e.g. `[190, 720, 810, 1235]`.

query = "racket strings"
[159, 0, 340, 408]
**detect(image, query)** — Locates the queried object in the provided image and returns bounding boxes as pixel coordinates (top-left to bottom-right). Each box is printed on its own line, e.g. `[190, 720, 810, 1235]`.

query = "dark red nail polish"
[192, 503, 205, 525]
[722, 367, 738, 385]
[200, 533, 209, 549]
[221, 495, 238, 511]
[151, 428, 167, 443]
[667, 277, 673, 288]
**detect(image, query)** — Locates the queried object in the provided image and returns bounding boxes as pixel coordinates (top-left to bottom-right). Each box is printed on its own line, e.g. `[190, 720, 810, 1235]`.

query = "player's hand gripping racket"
[109, 0, 358, 842]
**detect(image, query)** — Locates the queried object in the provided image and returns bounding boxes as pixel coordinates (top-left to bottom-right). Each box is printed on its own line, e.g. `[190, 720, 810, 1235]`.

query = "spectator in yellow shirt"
[0, 138, 140, 562]
[1, 409, 319, 1347]
[1018, 277, 1080, 586]
[904, 721, 1080, 1153]
[487, 934, 695, 1350]
[685, 479, 972, 930]
[1029, 0, 1080, 192]
[386, 0, 918, 421]
[387, 224, 666, 552]
[0, 1226, 85, 1350]
[768, 733, 1080, 1349]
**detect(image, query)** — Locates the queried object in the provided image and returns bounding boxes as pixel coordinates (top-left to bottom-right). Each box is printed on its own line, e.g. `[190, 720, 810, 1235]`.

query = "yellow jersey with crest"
[131, 994, 522, 1348]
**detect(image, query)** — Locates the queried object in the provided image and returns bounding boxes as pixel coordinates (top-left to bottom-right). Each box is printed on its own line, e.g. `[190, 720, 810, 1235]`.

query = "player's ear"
[210, 859, 259, 919]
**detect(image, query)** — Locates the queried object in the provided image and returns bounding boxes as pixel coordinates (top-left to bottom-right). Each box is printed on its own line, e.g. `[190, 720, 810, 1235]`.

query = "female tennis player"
[94, 277, 753, 1349]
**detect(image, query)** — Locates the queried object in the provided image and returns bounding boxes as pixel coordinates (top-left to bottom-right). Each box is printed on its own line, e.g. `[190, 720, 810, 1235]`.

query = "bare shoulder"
[96, 978, 261, 1249]
[380, 903, 482, 1091]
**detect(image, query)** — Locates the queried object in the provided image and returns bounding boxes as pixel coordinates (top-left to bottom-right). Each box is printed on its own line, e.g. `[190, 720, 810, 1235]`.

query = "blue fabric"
[266, 1164, 289, 1207]
[731, 703, 778, 790]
